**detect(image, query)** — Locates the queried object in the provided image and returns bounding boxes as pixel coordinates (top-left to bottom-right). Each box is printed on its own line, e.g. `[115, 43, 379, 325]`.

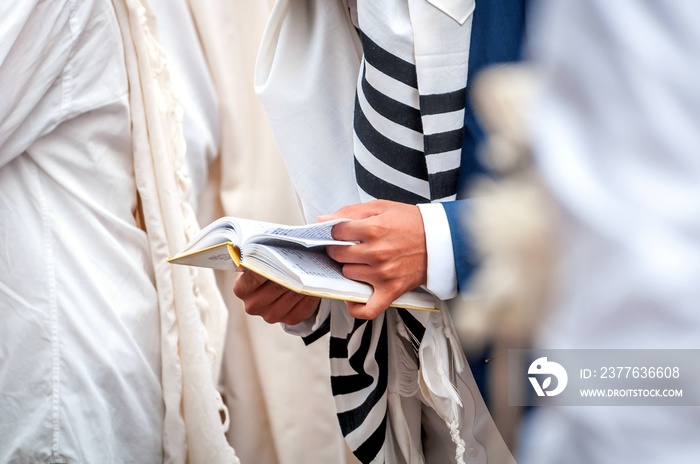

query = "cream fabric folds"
[112, 1, 237, 463]
[186, 1, 355, 463]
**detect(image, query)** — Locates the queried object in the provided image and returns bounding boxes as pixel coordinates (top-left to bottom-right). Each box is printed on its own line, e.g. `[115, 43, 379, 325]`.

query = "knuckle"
[327, 245, 345, 262]
[232, 278, 247, 298]
[244, 301, 261, 316]
[372, 199, 387, 209]
[386, 280, 406, 297]
[281, 312, 303, 326]
[368, 245, 391, 265]
[365, 223, 384, 240]
[232, 284, 244, 299]
[368, 308, 384, 320]
[261, 310, 279, 324]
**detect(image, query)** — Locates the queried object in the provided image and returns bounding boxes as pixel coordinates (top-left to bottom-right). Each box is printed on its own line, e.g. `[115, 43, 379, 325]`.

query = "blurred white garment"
[521, 1, 700, 463]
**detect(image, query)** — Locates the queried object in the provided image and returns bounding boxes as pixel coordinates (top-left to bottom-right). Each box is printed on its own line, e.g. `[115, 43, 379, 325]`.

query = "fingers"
[233, 272, 320, 325]
[281, 295, 322, 326]
[317, 199, 388, 222]
[345, 287, 398, 320]
[232, 270, 268, 299]
[328, 218, 382, 243]
[254, 286, 315, 325]
[338, 262, 374, 282]
[326, 244, 369, 265]
[318, 200, 428, 320]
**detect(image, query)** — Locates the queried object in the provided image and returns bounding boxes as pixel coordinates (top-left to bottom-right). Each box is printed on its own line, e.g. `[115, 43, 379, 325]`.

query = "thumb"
[346, 287, 395, 320]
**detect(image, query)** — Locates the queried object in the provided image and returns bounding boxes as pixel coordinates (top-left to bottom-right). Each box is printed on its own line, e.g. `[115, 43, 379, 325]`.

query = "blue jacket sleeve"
[447, 0, 529, 292]
[442, 199, 479, 293]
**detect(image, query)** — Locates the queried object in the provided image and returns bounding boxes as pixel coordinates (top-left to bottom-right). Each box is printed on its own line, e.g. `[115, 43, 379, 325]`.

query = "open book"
[168, 217, 438, 311]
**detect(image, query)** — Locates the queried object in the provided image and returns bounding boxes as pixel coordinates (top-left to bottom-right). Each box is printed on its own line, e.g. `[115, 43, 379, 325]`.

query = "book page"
[251, 218, 357, 247]
[250, 244, 351, 280]
[244, 244, 437, 310]
[179, 217, 280, 254]
[246, 243, 369, 292]
[168, 243, 240, 271]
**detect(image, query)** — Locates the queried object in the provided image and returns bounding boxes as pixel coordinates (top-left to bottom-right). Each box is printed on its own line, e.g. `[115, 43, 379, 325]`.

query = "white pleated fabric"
[256, 1, 514, 462]
[113, 1, 239, 462]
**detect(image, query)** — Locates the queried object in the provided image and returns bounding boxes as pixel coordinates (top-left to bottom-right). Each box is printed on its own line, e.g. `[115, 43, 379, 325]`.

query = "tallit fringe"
[113, 1, 237, 462]
[395, 321, 421, 398]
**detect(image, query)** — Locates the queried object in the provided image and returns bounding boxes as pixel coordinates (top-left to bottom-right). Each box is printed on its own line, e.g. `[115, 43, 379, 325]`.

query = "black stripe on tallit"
[335, 319, 388, 436]
[301, 314, 331, 346]
[361, 68, 423, 132]
[354, 97, 428, 178]
[396, 308, 426, 358]
[330, 318, 366, 358]
[330, 336, 349, 358]
[428, 168, 461, 200]
[353, 414, 388, 464]
[331, 320, 376, 395]
[355, 159, 429, 204]
[424, 128, 464, 155]
[359, 30, 418, 89]
[396, 308, 426, 342]
[419, 87, 467, 115]
[331, 371, 375, 395]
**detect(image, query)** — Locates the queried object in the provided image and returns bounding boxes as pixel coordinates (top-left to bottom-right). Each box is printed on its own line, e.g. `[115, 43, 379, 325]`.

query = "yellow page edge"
[238, 255, 438, 313]
[169, 242, 437, 312]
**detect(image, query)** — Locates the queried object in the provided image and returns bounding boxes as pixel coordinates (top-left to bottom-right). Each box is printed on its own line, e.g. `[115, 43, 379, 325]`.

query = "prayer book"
[168, 217, 438, 311]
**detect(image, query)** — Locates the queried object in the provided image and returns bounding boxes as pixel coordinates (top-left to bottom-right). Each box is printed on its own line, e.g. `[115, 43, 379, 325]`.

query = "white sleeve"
[417, 203, 458, 300]
[0, 2, 72, 167]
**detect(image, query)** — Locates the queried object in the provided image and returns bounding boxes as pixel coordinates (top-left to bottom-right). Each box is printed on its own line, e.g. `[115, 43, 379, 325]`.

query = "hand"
[233, 271, 321, 325]
[319, 199, 427, 320]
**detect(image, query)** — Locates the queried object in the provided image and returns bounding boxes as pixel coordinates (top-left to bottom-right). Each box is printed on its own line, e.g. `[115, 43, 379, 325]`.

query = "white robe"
[0, 3, 163, 462]
[0, 1, 235, 462]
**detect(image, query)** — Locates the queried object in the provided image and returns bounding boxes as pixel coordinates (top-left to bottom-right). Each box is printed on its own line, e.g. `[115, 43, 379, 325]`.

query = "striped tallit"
[353, 24, 467, 204]
[256, 1, 514, 463]
[308, 1, 473, 462]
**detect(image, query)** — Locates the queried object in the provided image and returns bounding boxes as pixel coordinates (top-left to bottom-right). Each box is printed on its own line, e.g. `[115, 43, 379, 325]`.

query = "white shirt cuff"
[281, 298, 332, 337]
[417, 203, 458, 300]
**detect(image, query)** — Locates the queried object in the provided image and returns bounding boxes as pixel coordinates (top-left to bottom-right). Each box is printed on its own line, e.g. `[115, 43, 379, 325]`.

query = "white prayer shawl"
[112, 1, 239, 462]
[256, 0, 513, 462]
